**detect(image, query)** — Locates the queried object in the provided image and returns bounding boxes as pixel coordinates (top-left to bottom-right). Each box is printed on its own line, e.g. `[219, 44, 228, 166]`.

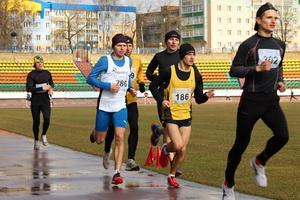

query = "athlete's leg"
[127, 102, 138, 160]
[166, 123, 191, 175]
[93, 110, 111, 144]
[31, 103, 41, 141]
[225, 98, 261, 187]
[104, 123, 115, 153]
[258, 102, 289, 165]
[41, 101, 51, 136]
[112, 108, 127, 172]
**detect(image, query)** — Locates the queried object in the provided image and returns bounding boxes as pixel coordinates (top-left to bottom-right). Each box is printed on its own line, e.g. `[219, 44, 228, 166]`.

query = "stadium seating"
[0, 58, 299, 92]
[0, 60, 94, 92]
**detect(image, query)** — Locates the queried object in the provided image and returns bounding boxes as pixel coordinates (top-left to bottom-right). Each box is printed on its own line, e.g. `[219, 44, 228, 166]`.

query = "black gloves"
[139, 82, 145, 93]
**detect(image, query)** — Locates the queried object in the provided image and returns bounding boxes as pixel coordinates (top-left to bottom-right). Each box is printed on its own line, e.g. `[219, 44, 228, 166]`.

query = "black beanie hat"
[165, 30, 181, 43]
[125, 36, 133, 44]
[254, 2, 277, 31]
[112, 33, 127, 48]
[179, 43, 195, 60]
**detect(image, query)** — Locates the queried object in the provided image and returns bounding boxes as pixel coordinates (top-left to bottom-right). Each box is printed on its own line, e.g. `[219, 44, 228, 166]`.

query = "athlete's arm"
[146, 55, 159, 81]
[26, 72, 44, 93]
[230, 43, 257, 78]
[149, 67, 171, 105]
[86, 56, 110, 90]
[48, 72, 55, 89]
[193, 67, 209, 104]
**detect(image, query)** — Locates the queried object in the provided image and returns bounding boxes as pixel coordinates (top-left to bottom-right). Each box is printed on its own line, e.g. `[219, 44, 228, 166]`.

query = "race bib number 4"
[258, 49, 281, 68]
[172, 88, 191, 103]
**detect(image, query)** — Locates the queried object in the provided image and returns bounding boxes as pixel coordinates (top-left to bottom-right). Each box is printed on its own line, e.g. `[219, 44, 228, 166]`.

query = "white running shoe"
[103, 148, 112, 170]
[42, 135, 48, 146]
[34, 140, 40, 150]
[125, 159, 140, 171]
[222, 182, 235, 200]
[250, 157, 268, 187]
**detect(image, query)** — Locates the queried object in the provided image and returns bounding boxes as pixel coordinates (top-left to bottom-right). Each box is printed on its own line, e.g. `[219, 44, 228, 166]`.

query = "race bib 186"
[172, 88, 191, 103]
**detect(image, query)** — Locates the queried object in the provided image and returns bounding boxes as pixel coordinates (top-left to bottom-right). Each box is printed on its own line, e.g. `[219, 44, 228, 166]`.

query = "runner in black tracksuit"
[26, 56, 54, 150]
[222, 3, 289, 200]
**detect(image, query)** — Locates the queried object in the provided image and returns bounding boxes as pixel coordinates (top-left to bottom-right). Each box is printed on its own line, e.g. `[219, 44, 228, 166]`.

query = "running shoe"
[160, 143, 169, 167]
[34, 140, 40, 150]
[175, 169, 182, 178]
[222, 182, 235, 200]
[89, 131, 95, 143]
[103, 148, 112, 170]
[250, 157, 267, 187]
[150, 123, 161, 146]
[125, 159, 140, 171]
[42, 135, 48, 146]
[168, 177, 180, 188]
[111, 172, 123, 185]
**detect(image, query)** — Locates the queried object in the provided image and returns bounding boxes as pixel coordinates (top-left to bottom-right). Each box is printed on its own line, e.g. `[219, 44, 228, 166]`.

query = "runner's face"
[35, 61, 44, 71]
[166, 38, 180, 53]
[113, 43, 127, 58]
[257, 10, 277, 34]
[126, 43, 133, 57]
[183, 53, 195, 66]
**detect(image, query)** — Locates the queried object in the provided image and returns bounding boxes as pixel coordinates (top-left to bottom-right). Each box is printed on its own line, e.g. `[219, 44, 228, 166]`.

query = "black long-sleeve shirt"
[149, 64, 208, 105]
[146, 49, 180, 81]
[26, 70, 54, 103]
[230, 33, 285, 93]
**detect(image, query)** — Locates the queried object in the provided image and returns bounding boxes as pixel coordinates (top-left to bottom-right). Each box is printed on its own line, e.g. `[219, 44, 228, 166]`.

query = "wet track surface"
[0, 130, 273, 200]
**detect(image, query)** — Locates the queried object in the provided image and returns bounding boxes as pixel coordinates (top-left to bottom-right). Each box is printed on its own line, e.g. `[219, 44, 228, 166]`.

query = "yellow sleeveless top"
[163, 65, 195, 120]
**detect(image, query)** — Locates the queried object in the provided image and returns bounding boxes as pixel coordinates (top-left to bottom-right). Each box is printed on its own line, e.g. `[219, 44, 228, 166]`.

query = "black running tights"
[31, 101, 51, 141]
[225, 98, 289, 187]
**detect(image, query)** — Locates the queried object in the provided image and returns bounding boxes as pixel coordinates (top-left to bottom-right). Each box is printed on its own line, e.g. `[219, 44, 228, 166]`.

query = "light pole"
[10, 32, 17, 53]
[141, 22, 144, 53]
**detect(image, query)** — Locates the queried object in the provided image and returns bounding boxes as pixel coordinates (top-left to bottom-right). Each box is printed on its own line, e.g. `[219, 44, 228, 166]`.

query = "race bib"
[172, 88, 191, 103]
[130, 68, 137, 81]
[36, 83, 47, 93]
[258, 49, 281, 68]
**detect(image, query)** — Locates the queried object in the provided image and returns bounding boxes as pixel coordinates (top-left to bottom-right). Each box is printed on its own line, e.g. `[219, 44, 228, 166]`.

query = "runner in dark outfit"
[222, 3, 289, 200]
[26, 56, 54, 150]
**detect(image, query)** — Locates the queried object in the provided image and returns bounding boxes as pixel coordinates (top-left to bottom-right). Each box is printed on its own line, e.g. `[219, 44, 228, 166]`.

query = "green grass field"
[0, 103, 299, 200]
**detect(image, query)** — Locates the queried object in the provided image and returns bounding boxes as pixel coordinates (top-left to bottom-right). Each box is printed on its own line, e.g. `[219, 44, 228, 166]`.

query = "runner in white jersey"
[87, 33, 137, 185]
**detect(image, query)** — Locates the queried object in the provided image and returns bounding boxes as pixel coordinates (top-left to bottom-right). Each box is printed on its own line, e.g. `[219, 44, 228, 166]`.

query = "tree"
[93, 0, 120, 49]
[53, 0, 87, 53]
[274, 7, 297, 44]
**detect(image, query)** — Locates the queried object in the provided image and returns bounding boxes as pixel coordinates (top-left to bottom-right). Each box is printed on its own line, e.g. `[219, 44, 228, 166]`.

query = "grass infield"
[0, 103, 299, 200]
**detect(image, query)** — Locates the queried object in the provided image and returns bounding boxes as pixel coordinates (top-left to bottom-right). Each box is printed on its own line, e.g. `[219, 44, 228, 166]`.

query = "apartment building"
[180, 0, 300, 52]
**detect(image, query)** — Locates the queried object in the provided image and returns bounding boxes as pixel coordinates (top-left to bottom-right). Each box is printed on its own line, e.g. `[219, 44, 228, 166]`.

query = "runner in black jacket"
[222, 3, 289, 200]
[26, 56, 54, 150]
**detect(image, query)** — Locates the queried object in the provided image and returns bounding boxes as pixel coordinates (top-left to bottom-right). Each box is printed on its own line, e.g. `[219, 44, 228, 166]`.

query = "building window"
[115, 25, 120, 32]
[45, 11, 50, 16]
[46, 47, 51, 52]
[36, 46, 41, 52]
[246, 30, 250, 35]
[46, 22, 50, 28]
[36, 22, 41, 28]
[46, 35, 50, 40]
[228, 42, 232, 47]
[36, 35, 41, 40]
[237, 6, 241, 11]
[24, 22, 30, 28]
[217, 5, 221, 11]
[237, 18, 241, 23]
[227, 6, 231, 11]
[237, 30, 241, 35]
[227, 30, 231, 35]
[218, 42, 222, 48]
[246, 18, 250, 23]
[218, 30, 222, 36]
[217, 18, 222, 23]
[227, 18, 231, 23]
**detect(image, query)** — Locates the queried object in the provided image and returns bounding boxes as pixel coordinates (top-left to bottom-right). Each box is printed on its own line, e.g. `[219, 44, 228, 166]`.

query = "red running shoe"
[111, 173, 123, 185]
[168, 177, 180, 188]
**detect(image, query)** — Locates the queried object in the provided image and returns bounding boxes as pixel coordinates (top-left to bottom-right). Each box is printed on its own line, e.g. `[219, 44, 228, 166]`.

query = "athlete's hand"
[256, 60, 271, 72]
[43, 85, 52, 91]
[162, 100, 170, 109]
[129, 88, 137, 97]
[111, 83, 120, 93]
[48, 88, 53, 96]
[206, 89, 215, 98]
[278, 81, 286, 93]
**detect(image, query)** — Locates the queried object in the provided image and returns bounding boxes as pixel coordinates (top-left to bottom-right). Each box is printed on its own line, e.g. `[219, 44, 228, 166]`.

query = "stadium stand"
[0, 59, 299, 92]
